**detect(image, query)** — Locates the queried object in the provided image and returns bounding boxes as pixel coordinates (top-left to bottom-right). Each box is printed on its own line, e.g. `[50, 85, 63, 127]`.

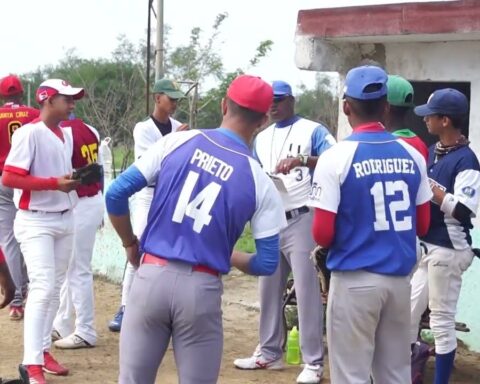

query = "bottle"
[286, 326, 301, 365]
[99, 137, 113, 180]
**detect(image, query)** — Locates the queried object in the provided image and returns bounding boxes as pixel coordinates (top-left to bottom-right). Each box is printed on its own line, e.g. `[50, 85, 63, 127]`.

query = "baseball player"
[385, 75, 429, 160]
[0, 74, 40, 320]
[50, 116, 104, 349]
[2, 79, 83, 384]
[410, 89, 480, 384]
[106, 75, 286, 384]
[0, 248, 15, 308]
[109, 78, 187, 332]
[234, 80, 334, 383]
[308, 65, 431, 383]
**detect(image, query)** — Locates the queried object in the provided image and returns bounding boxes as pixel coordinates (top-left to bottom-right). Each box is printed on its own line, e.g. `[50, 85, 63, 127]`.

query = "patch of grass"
[235, 225, 256, 253]
[112, 146, 134, 171]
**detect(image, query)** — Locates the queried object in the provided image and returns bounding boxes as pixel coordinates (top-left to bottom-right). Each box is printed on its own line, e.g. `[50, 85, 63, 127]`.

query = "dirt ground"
[1, 272, 480, 383]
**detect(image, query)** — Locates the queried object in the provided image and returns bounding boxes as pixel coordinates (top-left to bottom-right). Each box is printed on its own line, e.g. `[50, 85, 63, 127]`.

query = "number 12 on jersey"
[172, 171, 222, 233]
[370, 180, 412, 231]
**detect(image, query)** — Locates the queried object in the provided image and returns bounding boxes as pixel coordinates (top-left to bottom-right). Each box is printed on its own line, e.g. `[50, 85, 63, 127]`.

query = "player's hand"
[275, 157, 301, 175]
[57, 175, 81, 193]
[125, 239, 141, 268]
[431, 184, 446, 205]
[177, 123, 189, 132]
[0, 263, 15, 309]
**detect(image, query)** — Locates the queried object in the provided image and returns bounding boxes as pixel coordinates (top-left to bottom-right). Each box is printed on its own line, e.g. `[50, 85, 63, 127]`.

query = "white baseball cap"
[35, 79, 84, 104]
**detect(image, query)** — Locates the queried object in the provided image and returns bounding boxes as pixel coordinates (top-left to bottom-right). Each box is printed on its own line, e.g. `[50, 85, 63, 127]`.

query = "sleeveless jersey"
[61, 118, 101, 198]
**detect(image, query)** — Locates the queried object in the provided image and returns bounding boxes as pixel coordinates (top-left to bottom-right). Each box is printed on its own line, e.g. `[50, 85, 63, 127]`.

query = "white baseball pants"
[121, 189, 152, 306]
[54, 192, 104, 344]
[327, 270, 411, 384]
[14, 209, 74, 365]
[410, 242, 474, 354]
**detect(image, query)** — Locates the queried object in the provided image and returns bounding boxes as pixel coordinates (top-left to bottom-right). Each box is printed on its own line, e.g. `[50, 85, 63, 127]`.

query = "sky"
[1, 0, 456, 93]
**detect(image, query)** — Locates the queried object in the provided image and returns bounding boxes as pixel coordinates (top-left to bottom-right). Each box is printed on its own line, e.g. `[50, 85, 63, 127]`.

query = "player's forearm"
[2, 170, 58, 191]
[305, 156, 319, 170]
[108, 213, 136, 247]
[231, 234, 280, 276]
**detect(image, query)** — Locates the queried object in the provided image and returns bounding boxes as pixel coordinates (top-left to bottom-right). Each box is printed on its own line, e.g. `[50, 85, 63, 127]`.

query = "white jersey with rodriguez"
[254, 117, 335, 211]
[133, 116, 182, 199]
[4, 120, 78, 212]
[134, 128, 287, 274]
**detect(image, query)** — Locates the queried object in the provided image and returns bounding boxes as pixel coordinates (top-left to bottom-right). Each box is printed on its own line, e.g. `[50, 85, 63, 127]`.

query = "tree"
[295, 74, 339, 137]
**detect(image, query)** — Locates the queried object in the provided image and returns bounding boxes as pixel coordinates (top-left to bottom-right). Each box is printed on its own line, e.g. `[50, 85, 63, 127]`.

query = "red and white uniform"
[53, 119, 104, 345]
[5, 118, 76, 365]
[0, 102, 39, 307]
[5, 118, 78, 211]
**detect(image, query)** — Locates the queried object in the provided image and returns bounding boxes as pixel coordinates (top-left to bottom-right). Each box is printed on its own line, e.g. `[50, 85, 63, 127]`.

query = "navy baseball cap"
[344, 65, 388, 100]
[414, 88, 468, 117]
[272, 81, 292, 97]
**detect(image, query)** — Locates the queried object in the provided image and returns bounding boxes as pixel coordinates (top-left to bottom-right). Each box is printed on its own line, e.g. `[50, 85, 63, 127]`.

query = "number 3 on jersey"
[172, 171, 221, 233]
[370, 180, 412, 231]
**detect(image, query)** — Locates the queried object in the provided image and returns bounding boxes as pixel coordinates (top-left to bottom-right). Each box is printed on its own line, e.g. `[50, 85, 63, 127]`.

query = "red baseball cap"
[226, 75, 273, 113]
[36, 79, 85, 104]
[0, 74, 24, 97]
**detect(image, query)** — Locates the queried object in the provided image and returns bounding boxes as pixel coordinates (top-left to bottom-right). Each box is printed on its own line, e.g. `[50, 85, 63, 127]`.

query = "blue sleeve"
[248, 234, 280, 276]
[105, 165, 148, 215]
[311, 124, 334, 156]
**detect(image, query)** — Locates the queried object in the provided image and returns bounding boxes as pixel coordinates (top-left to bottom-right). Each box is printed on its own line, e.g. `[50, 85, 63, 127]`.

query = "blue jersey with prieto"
[134, 129, 285, 274]
[308, 126, 432, 276]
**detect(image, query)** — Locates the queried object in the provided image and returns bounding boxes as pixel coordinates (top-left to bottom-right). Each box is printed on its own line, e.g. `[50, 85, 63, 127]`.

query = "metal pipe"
[155, 0, 164, 81]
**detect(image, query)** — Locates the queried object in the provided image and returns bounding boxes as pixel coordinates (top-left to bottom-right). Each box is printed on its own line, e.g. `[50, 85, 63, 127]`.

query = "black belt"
[30, 209, 70, 214]
[285, 206, 309, 220]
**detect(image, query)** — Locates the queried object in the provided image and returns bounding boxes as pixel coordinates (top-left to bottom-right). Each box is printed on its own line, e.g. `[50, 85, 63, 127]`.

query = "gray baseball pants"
[0, 181, 28, 306]
[327, 270, 411, 383]
[259, 210, 324, 366]
[119, 260, 223, 384]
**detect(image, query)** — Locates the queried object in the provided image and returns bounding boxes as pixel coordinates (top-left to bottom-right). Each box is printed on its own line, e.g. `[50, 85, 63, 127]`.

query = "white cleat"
[296, 364, 323, 384]
[54, 334, 94, 349]
[234, 352, 284, 370]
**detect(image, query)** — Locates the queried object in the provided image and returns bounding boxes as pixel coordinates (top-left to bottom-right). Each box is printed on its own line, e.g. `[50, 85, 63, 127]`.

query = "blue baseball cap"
[344, 65, 388, 100]
[414, 88, 468, 117]
[272, 80, 292, 97]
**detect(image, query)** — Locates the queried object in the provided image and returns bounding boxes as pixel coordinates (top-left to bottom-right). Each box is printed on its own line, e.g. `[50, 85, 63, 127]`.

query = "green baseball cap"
[152, 78, 185, 99]
[387, 75, 414, 107]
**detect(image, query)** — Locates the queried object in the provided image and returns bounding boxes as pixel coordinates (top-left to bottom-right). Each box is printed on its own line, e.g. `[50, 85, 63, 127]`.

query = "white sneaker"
[296, 364, 322, 383]
[54, 334, 94, 349]
[51, 329, 62, 342]
[234, 352, 284, 370]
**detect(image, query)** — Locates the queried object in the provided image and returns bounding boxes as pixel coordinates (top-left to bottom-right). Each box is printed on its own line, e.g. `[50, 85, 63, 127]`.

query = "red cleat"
[43, 351, 69, 376]
[21, 364, 46, 384]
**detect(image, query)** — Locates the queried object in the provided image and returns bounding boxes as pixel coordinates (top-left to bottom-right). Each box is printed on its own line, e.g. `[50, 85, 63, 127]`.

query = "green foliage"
[234, 225, 255, 253]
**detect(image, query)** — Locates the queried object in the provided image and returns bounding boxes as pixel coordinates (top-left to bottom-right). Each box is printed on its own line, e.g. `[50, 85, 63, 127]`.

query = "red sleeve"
[2, 171, 58, 191]
[416, 202, 430, 237]
[0, 248, 5, 264]
[312, 208, 336, 248]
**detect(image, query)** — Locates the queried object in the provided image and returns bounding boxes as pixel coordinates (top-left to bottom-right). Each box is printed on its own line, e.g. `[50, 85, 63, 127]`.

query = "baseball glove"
[311, 246, 330, 295]
[72, 163, 103, 185]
